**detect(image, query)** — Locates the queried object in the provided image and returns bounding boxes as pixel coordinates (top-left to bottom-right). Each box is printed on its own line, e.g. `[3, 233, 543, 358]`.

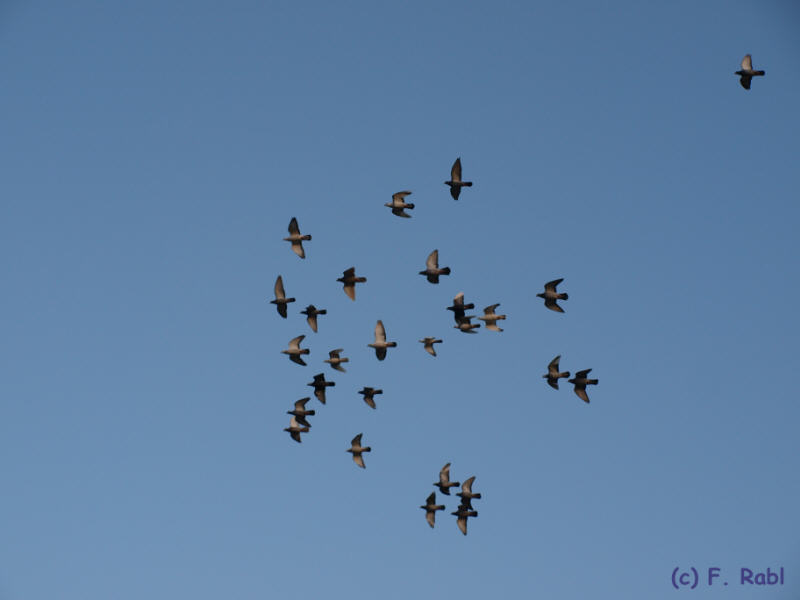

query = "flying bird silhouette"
[444, 157, 473, 200]
[456, 476, 482, 509]
[337, 267, 367, 301]
[287, 397, 315, 427]
[347, 433, 371, 468]
[420, 492, 445, 528]
[419, 249, 451, 284]
[543, 355, 570, 390]
[447, 292, 475, 323]
[282, 335, 309, 366]
[368, 320, 397, 360]
[284, 416, 309, 443]
[478, 304, 506, 332]
[358, 387, 383, 409]
[301, 304, 327, 333]
[735, 54, 765, 90]
[307, 373, 335, 404]
[454, 315, 481, 333]
[568, 369, 599, 403]
[324, 348, 349, 372]
[434, 463, 460, 495]
[419, 337, 443, 356]
[270, 275, 295, 318]
[283, 217, 311, 259]
[452, 503, 478, 535]
[385, 191, 415, 218]
[537, 278, 568, 313]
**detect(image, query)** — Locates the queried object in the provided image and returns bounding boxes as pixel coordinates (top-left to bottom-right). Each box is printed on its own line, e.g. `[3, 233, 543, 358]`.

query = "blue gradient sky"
[1, 1, 799, 598]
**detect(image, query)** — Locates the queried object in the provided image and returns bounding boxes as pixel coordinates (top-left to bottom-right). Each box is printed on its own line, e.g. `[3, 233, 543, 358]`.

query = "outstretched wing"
[351, 433, 363, 446]
[741, 54, 753, 71]
[374, 320, 387, 343]
[426, 249, 439, 270]
[288, 217, 301, 235]
[288, 335, 305, 350]
[544, 278, 564, 292]
[574, 386, 590, 403]
[289, 355, 307, 366]
[392, 190, 412, 202]
[548, 355, 561, 375]
[274, 275, 286, 299]
[483, 304, 500, 315]
[450, 158, 462, 183]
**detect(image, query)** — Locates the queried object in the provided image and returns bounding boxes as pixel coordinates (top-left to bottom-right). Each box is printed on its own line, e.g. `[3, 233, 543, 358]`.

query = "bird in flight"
[447, 292, 475, 323]
[735, 54, 765, 90]
[284, 416, 310, 443]
[444, 157, 473, 200]
[434, 462, 460, 495]
[478, 304, 506, 332]
[324, 348, 349, 372]
[307, 373, 335, 404]
[451, 503, 478, 535]
[419, 337, 443, 356]
[282, 335, 309, 366]
[287, 397, 315, 428]
[543, 355, 570, 390]
[347, 433, 371, 468]
[358, 387, 383, 409]
[283, 217, 311, 259]
[456, 476, 482, 509]
[270, 275, 295, 318]
[337, 267, 367, 301]
[568, 369, 599, 403]
[537, 278, 568, 313]
[368, 320, 397, 361]
[385, 191, 415, 218]
[419, 249, 451, 284]
[301, 304, 327, 333]
[420, 492, 445, 528]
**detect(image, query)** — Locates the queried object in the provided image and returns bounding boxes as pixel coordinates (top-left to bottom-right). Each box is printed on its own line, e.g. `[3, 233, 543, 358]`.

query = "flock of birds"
[273, 57, 763, 535]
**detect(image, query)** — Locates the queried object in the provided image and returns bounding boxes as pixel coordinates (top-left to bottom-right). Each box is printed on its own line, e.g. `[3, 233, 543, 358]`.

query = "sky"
[1, 1, 799, 598]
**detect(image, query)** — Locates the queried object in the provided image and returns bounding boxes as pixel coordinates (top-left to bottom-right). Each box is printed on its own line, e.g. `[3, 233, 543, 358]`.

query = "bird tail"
[588, 379, 599, 385]
[406, 203, 415, 209]
[306, 410, 316, 416]
[562, 371, 570, 378]
[497, 315, 506, 320]
[559, 293, 569, 300]
[301, 234, 312, 240]
[440, 267, 451, 275]
[301, 349, 310, 355]
[287, 297, 296, 302]
[754, 70, 765, 76]
[319, 309, 327, 315]
[299, 426, 310, 433]
[340, 358, 350, 363]
[463, 182, 473, 187]
[363, 447, 372, 452]
[387, 342, 397, 347]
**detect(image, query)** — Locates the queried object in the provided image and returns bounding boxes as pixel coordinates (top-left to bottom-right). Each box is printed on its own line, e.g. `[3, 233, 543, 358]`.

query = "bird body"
[284, 416, 310, 443]
[447, 292, 476, 323]
[282, 335, 310, 366]
[368, 320, 397, 360]
[385, 191, 415, 218]
[537, 278, 568, 312]
[543, 355, 570, 390]
[287, 397, 315, 427]
[358, 387, 383, 409]
[270, 275, 295, 318]
[478, 303, 506, 332]
[419, 337, 443, 356]
[301, 304, 327, 333]
[307, 373, 335, 404]
[283, 217, 311, 258]
[324, 348, 349, 372]
[444, 158, 473, 200]
[568, 368, 599, 403]
[735, 54, 765, 90]
[419, 249, 451, 284]
[337, 267, 367, 301]
[420, 492, 445, 528]
[347, 433, 371, 468]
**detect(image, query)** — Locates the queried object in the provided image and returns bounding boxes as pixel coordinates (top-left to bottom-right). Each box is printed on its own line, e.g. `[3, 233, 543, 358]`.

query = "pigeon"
[454, 315, 480, 334]
[735, 54, 765, 90]
[270, 275, 296, 318]
[347, 433, 371, 468]
[419, 249, 451, 284]
[284, 416, 309, 443]
[282, 335, 309, 366]
[543, 355, 570, 390]
[358, 387, 383, 409]
[283, 217, 311, 259]
[434, 463, 460, 495]
[451, 503, 478, 535]
[420, 492, 445, 528]
[537, 278, 568, 313]
[447, 292, 475, 323]
[385, 191, 414, 218]
[444, 157, 473, 200]
[301, 304, 327, 333]
[368, 320, 397, 360]
[324, 348, 349, 372]
[568, 369, 599, 403]
[287, 397, 315, 427]
[337, 267, 367, 301]
[478, 304, 506, 332]
[419, 337, 443, 356]
[307, 373, 335, 404]
[456, 476, 482, 509]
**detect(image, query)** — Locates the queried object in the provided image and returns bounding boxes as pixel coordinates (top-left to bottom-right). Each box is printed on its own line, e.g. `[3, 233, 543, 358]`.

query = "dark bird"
[568, 369, 599, 403]
[419, 249, 451, 284]
[324, 348, 349, 372]
[451, 503, 478, 535]
[454, 315, 481, 333]
[434, 462, 460, 495]
[543, 355, 570, 390]
[735, 54, 765, 90]
[385, 191, 415, 218]
[456, 476, 482, 509]
[419, 337, 443, 356]
[337, 267, 367, 301]
[347, 433, 371, 468]
[537, 278, 568, 313]
[287, 397, 315, 427]
[478, 304, 506, 332]
[307, 373, 335, 404]
[420, 492, 445, 528]
[284, 416, 309, 443]
[358, 387, 383, 409]
[447, 292, 475, 323]
[444, 157, 473, 200]
[283, 217, 311, 259]
[368, 320, 397, 360]
[301, 304, 327, 333]
[282, 335, 309, 366]
[270, 275, 296, 318]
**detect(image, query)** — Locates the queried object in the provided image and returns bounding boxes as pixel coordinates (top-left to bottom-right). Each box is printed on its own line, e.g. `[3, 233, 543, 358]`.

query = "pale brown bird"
[347, 433, 371, 468]
[568, 369, 599, 403]
[419, 337, 443, 356]
[452, 503, 478, 535]
[337, 267, 367, 301]
[358, 387, 383, 409]
[444, 157, 473, 200]
[301, 304, 327, 333]
[281, 335, 309, 366]
[420, 492, 445, 528]
[456, 476, 482, 509]
[735, 54, 765, 90]
[478, 303, 506, 332]
[270, 275, 295, 318]
[385, 191, 415, 218]
[307, 373, 335, 404]
[368, 320, 397, 360]
[284, 416, 309, 443]
[287, 397, 315, 427]
[324, 348, 349, 372]
[543, 355, 570, 390]
[419, 249, 451, 284]
[537, 278, 568, 312]
[434, 463, 460, 495]
[283, 217, 311, 259]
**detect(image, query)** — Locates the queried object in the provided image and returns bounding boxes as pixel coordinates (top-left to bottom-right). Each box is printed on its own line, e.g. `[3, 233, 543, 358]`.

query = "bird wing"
[575, 368, 592, 378]
[574, 386, 590, 403]
[353, 453, 366, 468]
[342, 267, 355, 278]
[329, 349, 342, 358]
[425, 510, 436, 528]
[375, 320, 386, 343]
[288, 335, 305, 350]
[288, 217, 300, 235]
[391, 207, 411, 218]
[363, 395, 376, 409]
[289, 355, 307, 366]
[453, 292, 465, 306]
[741, 54, 753, 71]
[424, 341, 436, 356]
[483, 304, 499, 315]
[544, 278, 563, 292]
[426, 249, 439, 270]
[545, 298, 565, 313]
[351, 433, 363, 446]
[548, 355, 561, 375]
[462, 476, 475, 494]
[277, 303, 288, 318]
[290, 241, 305, 259]
[450, 158, 462, 183]
[456, 516, 468, 535]
[392, 191, 412, 202]
[739, 75, 752, 89]
[343, 282, 356, 301]
[295, 398, 310, 410]
[440, 463, 451, 483]
[426, 492, 436, 505]
[274, 275, 286, 299]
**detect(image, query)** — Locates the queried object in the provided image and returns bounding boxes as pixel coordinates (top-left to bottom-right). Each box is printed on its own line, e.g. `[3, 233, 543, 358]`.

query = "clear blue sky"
[1, 1, 798, 598]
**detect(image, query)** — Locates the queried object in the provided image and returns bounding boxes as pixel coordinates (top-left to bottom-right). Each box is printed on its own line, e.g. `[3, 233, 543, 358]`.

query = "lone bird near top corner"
[419, 249, 451, 284]
[445, 157, 473, 200]
[537, 278, 568, 313]
[270, 275, 295, 318]
[420, 492, 445, 528]
[478, 304, 506, 332]
[368, 320, 397, 360]
[419, 337, 443, 356]
[347, 433, 371, 468]
[307, 373, 335, 404]
[736, 54, 765, 90]
[434, 462, 460, 495]
[301, 304, 327, 333]
[456, 476, 482, 509]
[337, 267, 367, 301]
[452, 503, 478, 536]
[284, 217, 311, 259]
[358, 387, 383, 409]
[324, 348, 349, 372]
[287, 397, 315, 427]
[385, 191, 415, 218]
[282, 335, 309, 366]
[543, 355, 570, 390]
[568, 369, 599, 403]
[284, 416, 309, 443]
